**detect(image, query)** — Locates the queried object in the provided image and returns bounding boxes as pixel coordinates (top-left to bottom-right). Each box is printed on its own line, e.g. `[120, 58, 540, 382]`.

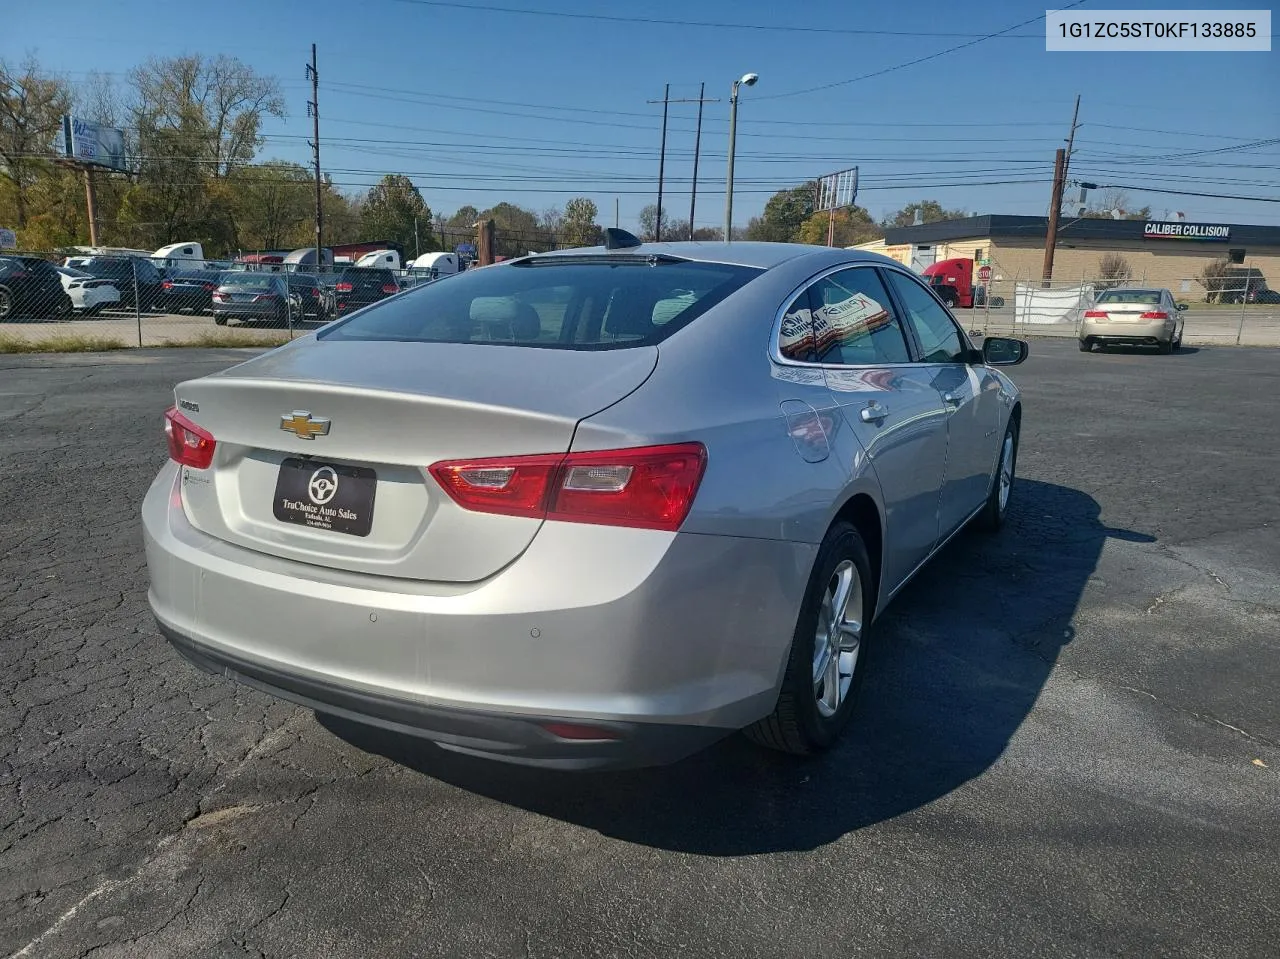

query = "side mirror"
[981, 336, 1029, 366]
[1176, 302, 1190, 312]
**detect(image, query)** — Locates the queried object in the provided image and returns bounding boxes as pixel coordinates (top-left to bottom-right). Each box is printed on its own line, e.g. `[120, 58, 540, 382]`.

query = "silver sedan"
[143, 236, 1028, 769]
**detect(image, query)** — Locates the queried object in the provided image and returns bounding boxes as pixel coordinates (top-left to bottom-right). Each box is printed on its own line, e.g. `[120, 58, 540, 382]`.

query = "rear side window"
[319, 258, 762, 349]
[777, 267, 911, 365]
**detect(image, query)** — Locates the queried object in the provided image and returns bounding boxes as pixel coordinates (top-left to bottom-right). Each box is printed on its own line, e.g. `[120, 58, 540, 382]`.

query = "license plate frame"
[272, 458, 377, 537]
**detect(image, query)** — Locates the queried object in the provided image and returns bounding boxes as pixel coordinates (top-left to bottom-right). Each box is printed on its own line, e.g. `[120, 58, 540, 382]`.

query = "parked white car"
[57, 267, 122, 315]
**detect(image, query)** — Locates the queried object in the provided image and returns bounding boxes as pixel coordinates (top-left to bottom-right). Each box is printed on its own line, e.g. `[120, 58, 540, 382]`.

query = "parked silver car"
[143, 237, 1027, 769]
[1079, 287, 1187, 353]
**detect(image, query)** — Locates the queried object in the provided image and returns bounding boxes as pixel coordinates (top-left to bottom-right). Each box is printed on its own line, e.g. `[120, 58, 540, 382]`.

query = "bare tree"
[1095, 253, 1132, 289]
[0, 57, 72, 227]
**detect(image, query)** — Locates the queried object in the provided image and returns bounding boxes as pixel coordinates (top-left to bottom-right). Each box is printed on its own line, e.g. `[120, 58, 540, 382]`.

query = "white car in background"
[57, 266, 122, 315]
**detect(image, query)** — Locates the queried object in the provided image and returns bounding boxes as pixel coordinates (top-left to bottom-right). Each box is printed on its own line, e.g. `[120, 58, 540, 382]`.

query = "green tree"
[881, 200, 968, 229]
[561, 196, 600, 246]
[362, 174, 433, 252]
[228, 161, 314, 250]
[0, 57, 72, 228]
[131, 54, 284, 179]
[745, 182, 816, 242]
[446, 205, 480, 229]
[797, 206, 882, 247]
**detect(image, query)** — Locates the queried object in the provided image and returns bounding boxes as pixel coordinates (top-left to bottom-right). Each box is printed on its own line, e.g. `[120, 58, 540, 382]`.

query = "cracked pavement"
[1, 342, 1277, 958]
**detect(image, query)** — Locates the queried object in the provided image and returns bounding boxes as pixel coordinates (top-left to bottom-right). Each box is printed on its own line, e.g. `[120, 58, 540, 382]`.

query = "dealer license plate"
[272, 458, 376, 536]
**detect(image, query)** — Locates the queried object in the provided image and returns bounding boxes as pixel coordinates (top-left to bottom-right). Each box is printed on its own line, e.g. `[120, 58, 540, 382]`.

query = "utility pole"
[689, 81, 705, 240]
[655, 84, 669, 241]
[306, 45, 323, 272]
[615, 198, 619, 229]
[82, 167, 99, 247]
[649, 85, 720, 243]
[724, 73, 758, 243]
[1041, 95, 1081, 286]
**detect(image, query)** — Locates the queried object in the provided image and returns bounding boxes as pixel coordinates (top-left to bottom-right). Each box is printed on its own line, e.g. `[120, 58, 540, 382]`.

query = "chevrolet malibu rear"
[143, 251, 816, 768]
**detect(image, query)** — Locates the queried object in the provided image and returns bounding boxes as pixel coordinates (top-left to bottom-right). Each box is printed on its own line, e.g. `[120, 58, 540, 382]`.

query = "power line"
[755, 0, 1090, 101]
[384, 0, 1049, 37]
[1093, 183, 1280, 203]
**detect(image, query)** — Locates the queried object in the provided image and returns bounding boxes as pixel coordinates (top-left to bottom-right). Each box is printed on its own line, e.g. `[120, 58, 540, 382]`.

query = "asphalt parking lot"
[2, 340, 1277, 958]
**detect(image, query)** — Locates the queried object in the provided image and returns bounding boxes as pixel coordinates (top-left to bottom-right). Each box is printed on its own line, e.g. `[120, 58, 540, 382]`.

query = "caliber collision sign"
[1143, 221, 1231, 241]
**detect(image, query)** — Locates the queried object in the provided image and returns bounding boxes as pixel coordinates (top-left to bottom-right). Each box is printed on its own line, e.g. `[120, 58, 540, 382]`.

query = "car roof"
[527, 240, 892, 271]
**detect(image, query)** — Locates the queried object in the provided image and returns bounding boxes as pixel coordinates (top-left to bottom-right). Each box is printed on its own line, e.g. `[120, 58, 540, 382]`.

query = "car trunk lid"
[172, 338, 658, 582]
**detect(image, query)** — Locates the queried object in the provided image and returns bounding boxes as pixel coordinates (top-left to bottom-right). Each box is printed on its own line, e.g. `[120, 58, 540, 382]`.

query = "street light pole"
[723, 73, 757, 243]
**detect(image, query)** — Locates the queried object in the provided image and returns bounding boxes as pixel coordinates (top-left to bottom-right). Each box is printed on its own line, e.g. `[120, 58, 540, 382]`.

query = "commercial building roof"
[883, 215, 1280, 247]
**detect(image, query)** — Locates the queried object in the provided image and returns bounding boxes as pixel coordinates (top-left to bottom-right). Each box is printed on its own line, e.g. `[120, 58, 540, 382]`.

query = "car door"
[802, 265, 952, 594]
[883, 267, 1002, 538]
[1164, 290, 1185, 341]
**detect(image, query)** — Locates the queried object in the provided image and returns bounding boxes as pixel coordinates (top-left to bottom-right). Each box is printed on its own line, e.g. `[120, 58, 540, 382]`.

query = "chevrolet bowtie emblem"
[280, 410, 331, 440]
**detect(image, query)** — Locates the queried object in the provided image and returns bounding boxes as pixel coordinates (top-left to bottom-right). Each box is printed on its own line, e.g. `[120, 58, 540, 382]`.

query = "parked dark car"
[283, 272, 327, 320]
[323, 267, 401, 320]
[0, 255, 73, 321]
[77, 256, 165, 311]
[160, 270, 226, 314]
[1246, 288, 1280, 304]
[211, 273, 301, 327]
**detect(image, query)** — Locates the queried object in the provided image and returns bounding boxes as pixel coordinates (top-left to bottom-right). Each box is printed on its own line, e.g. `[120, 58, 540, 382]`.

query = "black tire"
[1078, 339, 1092, 352]
[977, 417, 1019, 532]
[1157, 339, 1173, 355]
[744, 521, 874, 756]
[0, 287, 13, 321]
[942, 296, 957, 309]
[213, 313, 228, 326]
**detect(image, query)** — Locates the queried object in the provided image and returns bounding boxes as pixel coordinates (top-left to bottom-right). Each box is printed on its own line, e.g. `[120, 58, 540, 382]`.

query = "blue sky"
[6, 0, 1279, 230]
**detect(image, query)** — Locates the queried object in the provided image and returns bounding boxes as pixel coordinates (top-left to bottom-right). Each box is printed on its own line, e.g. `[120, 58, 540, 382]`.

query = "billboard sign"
[0, 228, 16, 250]
[1143, 221, 1230, 241]
[815, 168, 859, 213]
[62, 116, 128, 172]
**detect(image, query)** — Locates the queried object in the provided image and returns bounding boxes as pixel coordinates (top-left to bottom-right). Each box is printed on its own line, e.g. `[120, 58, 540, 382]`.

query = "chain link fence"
[954, 269, 1280, 348]
[5, 247, 1279, 352]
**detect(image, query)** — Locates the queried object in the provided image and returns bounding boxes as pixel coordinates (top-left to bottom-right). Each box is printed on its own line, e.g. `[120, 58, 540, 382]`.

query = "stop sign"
[978, 265, 992, 282]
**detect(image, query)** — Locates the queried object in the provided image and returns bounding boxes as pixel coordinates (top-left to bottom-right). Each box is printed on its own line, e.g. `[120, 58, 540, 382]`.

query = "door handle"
[942, 392, 963, 406]
[859, 402, 889, 424]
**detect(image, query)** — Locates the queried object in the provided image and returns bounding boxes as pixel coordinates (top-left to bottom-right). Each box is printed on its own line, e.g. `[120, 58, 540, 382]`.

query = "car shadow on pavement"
[320, 479, 1155, 856]
[1094, 345, 1202, 356]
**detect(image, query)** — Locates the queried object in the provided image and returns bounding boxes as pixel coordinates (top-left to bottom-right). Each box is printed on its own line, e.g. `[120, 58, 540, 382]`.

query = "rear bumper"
[212, 302, 287, 322]
[143, 463, 813, 769]
[1079, 318, 1175, 344]
[74, 287, 121, 309]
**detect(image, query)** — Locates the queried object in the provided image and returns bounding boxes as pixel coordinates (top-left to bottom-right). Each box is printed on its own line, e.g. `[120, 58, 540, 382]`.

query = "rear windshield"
[221, 273, 278, 290]
[339, 268, 395, 288]
[1096, 290, 1161, 305]
[318, 258, 762, 349]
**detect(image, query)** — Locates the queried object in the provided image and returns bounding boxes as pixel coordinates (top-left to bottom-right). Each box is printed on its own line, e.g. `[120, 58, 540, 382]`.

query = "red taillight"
[162, 280, 173, 290]
[335, 281, 353, 292]
[429, 443, 707, 531]
[164, 407, 215, 469]
[1083, 310, 1108, 318]
[381, 283, 399, 293]
[1140, 311, 1169, 320]
[202, 282, 216, 291]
